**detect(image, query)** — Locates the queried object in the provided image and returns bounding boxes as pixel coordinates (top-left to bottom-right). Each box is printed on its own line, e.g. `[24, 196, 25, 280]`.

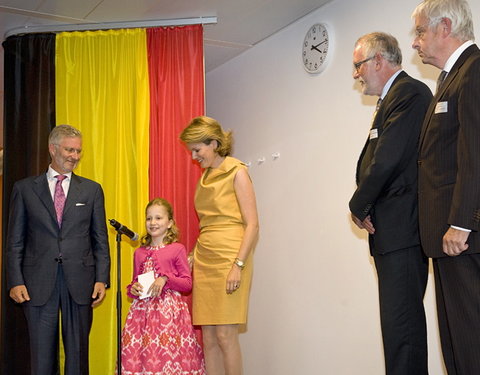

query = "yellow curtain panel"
[55, 28, 150, 374]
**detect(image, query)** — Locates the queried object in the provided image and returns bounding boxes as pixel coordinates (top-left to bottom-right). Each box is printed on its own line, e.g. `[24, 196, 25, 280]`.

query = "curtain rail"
[5, 16, 217, 38]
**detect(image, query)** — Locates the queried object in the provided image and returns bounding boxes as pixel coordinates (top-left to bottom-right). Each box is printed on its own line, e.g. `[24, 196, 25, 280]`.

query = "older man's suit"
[6, 172, 110, 374]
[418, 44, 480, 374]
[350, 71, 432, 375]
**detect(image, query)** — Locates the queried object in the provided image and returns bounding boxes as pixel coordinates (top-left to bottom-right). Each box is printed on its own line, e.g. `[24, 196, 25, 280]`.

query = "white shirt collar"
[47, 166, 72, 180]
[443, 40, 474, 73]
[380, 69, 403, 100]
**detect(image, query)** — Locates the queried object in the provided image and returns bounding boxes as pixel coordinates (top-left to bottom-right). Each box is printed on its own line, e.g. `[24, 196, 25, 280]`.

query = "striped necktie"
[436, 70, 447, 93]
[372, 97, 382, 124]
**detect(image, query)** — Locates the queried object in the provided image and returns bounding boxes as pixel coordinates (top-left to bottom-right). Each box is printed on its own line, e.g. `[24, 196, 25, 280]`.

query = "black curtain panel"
[1, 33, 56, 375]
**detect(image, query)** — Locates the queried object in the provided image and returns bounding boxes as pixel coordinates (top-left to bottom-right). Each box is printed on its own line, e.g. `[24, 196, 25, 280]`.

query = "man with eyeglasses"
[349, 32, 432, 375]
[6, 124, 110, 374]
[412, 0, 480, 372]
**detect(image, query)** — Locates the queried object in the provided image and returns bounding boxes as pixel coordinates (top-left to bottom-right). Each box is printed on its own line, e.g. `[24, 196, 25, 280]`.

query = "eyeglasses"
[353, 56, 375, 73]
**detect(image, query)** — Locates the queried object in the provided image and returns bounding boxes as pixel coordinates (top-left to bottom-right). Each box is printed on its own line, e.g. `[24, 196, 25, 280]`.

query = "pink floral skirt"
[119, 289, 205, 375]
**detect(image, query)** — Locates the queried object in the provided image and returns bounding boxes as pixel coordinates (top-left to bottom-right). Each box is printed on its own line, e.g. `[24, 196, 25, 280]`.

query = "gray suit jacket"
[6, 172, 110, 305]
[418, 44, 480, 258]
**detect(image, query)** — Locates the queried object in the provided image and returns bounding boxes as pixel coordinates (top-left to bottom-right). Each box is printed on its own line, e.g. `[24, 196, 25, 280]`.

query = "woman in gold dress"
[180, 116, 259, 375]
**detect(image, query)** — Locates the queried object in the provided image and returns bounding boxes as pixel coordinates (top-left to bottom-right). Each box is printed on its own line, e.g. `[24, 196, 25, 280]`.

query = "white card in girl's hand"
[138, 270, 155, 299]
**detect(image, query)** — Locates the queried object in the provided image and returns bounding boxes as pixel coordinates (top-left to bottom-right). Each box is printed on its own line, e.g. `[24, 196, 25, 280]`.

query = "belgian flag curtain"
[2, 25, 204, 374]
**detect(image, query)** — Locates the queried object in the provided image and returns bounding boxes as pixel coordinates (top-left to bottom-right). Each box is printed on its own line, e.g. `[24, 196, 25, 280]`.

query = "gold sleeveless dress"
[192, 156, 253, 325]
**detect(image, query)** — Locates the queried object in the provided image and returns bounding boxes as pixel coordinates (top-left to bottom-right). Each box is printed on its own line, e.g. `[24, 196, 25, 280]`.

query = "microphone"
[109, 219, 139, 241]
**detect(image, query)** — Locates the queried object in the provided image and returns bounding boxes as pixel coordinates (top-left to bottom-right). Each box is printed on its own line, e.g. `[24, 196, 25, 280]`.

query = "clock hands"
[310, 40, 327, 53]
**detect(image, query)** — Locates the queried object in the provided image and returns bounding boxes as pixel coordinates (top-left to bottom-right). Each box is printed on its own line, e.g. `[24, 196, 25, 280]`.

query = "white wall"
[205, 0, 480, 373]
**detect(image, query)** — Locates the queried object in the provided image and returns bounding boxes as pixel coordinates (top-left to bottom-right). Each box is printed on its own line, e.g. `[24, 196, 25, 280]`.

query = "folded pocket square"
[75, 203, 86, 206]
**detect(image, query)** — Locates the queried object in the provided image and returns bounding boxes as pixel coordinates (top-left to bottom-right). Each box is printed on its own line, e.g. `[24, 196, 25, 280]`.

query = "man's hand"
[362, 215, 375, 234]
[91, 282, 107, 307]
[351, 213, 375, 234]
[443, 227, 470, 256]
[10, 285, 30, 303]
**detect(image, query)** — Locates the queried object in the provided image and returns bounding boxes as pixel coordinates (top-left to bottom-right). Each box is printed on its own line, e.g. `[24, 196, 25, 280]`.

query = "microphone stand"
[109, 219, 138, 373]
[115, 231, 123, 374]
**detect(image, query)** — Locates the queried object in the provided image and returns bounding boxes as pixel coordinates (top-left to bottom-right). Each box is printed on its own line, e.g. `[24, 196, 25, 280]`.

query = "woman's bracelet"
[233, 257, 245, 270]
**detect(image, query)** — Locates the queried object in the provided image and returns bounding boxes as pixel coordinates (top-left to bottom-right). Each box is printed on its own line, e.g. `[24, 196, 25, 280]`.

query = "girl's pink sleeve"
[160, 244, 192, 293]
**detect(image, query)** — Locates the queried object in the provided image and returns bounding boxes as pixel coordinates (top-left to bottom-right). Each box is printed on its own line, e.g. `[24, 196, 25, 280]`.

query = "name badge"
[369, 128, 378, 140]
[435, 101, 448, 114]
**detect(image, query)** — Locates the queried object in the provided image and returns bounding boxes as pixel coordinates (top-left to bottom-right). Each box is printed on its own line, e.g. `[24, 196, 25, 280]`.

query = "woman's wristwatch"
[233, 257, 245, 270]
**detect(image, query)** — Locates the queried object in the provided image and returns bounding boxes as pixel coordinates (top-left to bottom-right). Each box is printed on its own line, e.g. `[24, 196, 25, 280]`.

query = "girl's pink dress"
[119, 243, 205, 375]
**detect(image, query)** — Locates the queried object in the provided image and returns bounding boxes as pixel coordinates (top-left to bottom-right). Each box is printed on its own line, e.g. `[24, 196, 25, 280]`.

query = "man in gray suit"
[412, 0, 480, 372]
[6, 124, 111, 375]
[349, 32, 432, 374]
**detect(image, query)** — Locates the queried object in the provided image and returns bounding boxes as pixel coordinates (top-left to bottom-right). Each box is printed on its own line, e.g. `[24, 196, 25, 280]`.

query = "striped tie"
[372, 97, 382, 125]
[436, 70, 447, 93]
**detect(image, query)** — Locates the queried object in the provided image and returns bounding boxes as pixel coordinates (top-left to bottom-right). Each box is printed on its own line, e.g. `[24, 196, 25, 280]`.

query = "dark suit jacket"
[418, 44, 480, 258]
[6, 172, 110, 305]
[350, 71, 432, 255]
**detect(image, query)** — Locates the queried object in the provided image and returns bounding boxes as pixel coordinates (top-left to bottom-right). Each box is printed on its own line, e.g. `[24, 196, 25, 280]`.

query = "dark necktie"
[54, 175, 67, 227]
[436, 70, 447, 93]
[371, 98, 382, 125]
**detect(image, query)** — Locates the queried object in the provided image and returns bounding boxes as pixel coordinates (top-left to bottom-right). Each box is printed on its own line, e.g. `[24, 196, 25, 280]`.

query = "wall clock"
[302, 23, 330, 74]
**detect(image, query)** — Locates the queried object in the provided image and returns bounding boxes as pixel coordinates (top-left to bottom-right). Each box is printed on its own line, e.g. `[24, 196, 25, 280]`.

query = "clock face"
[302, 23, 330, 74]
